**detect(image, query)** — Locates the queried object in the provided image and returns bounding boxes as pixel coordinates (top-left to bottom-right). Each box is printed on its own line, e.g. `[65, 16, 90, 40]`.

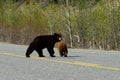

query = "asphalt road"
[0, 42, 120, 80]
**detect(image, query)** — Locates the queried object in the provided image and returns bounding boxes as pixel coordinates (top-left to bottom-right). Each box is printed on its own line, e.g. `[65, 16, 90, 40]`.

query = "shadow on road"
[68, 56, 81, 57]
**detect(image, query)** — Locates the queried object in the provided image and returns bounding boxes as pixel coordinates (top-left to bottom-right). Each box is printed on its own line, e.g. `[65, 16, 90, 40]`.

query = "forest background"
[0, 0, 120, 50]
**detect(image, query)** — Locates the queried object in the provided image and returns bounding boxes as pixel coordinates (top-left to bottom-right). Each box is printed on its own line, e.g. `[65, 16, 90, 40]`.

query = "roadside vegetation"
[0, 0, 120, 50]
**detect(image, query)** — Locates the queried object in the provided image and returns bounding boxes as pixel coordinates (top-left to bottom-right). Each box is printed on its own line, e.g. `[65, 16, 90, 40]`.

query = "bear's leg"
[26, 44, 34, 58]
[59, 51, 64, 57]
[36, 48, 45, 57]
[64, 48, 68, 57]
[64, 51, 68, 57]
[64, 54, 67, 57]
[60, 53, 63, 57]
[47, 47, 55, 57]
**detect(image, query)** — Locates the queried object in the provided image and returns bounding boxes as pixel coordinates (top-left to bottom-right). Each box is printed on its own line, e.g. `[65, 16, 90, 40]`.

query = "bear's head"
[54, 33, 62, 42]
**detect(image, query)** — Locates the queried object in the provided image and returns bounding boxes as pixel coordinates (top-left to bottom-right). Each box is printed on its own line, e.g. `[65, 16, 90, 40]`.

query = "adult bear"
[57, 41, 68, 57]
[26, 33, 62, 57]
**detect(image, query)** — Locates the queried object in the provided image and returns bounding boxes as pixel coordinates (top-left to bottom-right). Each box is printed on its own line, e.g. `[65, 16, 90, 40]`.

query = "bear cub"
[26, 33, 62, 57]
[57, 41, 68, 57]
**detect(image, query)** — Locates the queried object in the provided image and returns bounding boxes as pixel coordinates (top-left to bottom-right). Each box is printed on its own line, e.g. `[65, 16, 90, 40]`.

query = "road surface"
[0, 43, 120, 80]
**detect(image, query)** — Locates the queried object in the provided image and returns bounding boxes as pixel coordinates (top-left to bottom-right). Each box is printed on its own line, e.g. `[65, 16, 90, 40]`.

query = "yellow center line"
[0, 52, 120, 71]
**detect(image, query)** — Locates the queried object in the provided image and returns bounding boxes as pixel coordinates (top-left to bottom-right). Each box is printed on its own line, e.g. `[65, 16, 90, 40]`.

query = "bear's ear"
[54, 33, 57, 35]
[54, 33, 62, 41]
[54, 33, 61, 36]
[54, 33, 62, 37]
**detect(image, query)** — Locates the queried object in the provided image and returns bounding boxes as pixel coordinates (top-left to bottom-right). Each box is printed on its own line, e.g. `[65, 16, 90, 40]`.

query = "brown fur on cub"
[57, 41, 68, 57]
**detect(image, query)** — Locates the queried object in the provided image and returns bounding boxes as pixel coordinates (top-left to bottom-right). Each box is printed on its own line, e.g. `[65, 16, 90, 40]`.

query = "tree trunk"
[65, 0, 73, 48]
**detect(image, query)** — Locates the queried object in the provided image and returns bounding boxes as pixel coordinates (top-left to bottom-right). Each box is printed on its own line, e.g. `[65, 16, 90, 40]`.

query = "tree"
[64, 0, 73, 48]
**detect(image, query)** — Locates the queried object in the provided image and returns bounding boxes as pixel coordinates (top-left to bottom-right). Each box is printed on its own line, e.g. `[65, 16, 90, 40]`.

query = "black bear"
[26, 33, 62, 57]
[57, 41, 68, 57]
